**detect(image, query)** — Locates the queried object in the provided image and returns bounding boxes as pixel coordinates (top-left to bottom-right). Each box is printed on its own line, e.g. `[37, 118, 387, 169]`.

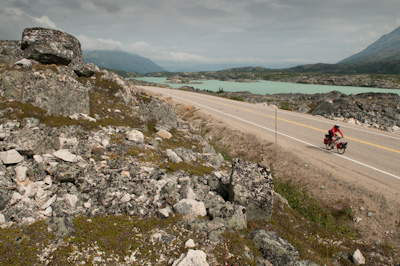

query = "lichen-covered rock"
[0, 67, 91, 116]
[5, 127, 59, 156]
[139, 99, 178, 131]
[207, 201, 247, 230]
[250, 229, 299, 266]
[0, 40, 24, 63]
[21, 27, 82, 67]
[173, 199, 207, 216]
[229, 158, 274, 221]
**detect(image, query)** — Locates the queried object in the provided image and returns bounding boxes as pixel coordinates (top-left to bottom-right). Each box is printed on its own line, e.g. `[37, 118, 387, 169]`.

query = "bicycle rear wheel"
[326, 142, 334, 150]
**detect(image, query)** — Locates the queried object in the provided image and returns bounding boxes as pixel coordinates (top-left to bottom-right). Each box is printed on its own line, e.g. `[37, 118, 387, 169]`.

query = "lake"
[132, 77, 400, 95]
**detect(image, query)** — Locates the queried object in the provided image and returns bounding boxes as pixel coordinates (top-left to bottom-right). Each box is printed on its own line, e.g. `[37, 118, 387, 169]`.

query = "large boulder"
[207, 201, 247, 230]
[0, 66, 91, 116]
[228, 158, 274, 221]
[139, 99, 178, 131]
[0, 28, 93, 116]
[21, 27, 82, 67]
[250, 229, 299, 266]
[21, 27, 93, 77]
[311, 100, 335, 116]
[5, 128, 60, 156]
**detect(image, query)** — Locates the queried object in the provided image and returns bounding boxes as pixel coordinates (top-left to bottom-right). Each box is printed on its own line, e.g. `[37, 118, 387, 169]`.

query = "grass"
[273, 179, 354, 234]
[213, 230, 261, 266]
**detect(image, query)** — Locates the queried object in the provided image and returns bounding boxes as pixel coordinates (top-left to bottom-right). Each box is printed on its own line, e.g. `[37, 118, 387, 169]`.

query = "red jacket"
[331, 126, 343, 137]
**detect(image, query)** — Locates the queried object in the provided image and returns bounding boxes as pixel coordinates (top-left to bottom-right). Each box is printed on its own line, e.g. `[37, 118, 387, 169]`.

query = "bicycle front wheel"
[337, 146, 346, 154]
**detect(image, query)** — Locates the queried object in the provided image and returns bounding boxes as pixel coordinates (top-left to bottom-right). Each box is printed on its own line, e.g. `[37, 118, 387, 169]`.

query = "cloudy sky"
[1, 0, 400, 71]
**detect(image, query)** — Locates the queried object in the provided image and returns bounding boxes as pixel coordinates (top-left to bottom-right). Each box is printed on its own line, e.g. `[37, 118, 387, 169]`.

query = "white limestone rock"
[173, 199, 207, 217]
[53, 149, 78, 163]
[126, 129, 144, 143]
[172, 249, 209, 266]
[15, 166, 28, 182]
[166, 149, 183, 163]
[63, 194, 78, 209]
[352, 249, 366, 265]
[0, 149, 24, 165]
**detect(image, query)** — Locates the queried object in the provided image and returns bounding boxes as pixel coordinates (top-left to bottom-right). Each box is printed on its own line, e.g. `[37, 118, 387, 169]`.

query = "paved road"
[139, 86, 400, 190]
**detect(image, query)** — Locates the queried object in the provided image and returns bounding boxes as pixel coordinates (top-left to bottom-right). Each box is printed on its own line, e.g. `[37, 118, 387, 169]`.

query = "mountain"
[83, 50, 166, 74]
[338, 26, 400, 64]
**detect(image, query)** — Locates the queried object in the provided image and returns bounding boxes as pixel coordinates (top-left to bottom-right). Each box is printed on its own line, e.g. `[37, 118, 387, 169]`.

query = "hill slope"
[339, 26, 400, 64]
[83, 50, 166, 74]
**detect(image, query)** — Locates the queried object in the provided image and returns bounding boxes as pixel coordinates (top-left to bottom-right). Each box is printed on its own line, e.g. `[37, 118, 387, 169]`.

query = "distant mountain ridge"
[83, 50, 166, 74]
[338, 26, 400, 64]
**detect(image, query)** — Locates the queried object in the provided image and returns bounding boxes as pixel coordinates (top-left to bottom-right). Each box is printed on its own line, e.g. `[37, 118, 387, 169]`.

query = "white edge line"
[169, 93, 400, 181]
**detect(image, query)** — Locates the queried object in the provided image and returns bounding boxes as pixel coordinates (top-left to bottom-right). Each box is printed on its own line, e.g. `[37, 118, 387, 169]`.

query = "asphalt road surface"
[139, 86, 400, 192]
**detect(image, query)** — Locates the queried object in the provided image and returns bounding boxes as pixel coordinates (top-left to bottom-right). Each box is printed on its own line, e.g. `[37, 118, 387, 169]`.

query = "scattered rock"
[53, 149, 78, 163]
[172, 249, 209, 266]
[126, 129, 144, 143]
[173, 199, 207, 216]
[0, 149, 24, 165]
[166, 149, 183, 163]
[185, 239, 196, 248]
[250, 229, 299, 266]
[157, 129, 173, 139]
[352, 249, 366, 265]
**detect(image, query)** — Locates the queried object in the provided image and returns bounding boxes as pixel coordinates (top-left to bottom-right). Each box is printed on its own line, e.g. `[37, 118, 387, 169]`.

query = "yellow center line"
[185, 93, 400, 154]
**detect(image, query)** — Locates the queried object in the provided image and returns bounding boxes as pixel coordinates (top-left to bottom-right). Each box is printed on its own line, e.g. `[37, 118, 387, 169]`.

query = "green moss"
[0, 220, 56, 266]
[161, 161, 214, 176]
[48, 214, 185, 264]
[32, 63, 59, 72]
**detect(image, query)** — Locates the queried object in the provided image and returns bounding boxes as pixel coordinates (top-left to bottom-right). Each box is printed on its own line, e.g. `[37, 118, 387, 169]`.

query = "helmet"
[335, 124, 340, 128]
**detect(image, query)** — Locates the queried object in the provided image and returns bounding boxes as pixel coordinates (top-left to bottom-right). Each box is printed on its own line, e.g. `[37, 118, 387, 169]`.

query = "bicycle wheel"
[325, 142, 334, 150]
[337, 145, 346, 154]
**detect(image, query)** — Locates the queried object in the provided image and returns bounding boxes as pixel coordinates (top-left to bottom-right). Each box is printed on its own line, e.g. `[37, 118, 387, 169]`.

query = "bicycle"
[323, 135, 348, 154]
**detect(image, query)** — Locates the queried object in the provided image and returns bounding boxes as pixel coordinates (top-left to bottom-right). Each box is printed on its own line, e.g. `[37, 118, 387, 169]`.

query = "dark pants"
[328, 130, 334, 139]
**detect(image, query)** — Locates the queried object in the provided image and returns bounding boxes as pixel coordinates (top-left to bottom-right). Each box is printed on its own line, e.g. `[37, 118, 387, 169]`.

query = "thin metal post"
[275, 106, 278, 143]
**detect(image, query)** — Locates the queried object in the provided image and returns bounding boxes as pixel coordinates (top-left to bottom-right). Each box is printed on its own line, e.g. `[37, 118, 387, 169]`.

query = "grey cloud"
[91, 0, 122, 13]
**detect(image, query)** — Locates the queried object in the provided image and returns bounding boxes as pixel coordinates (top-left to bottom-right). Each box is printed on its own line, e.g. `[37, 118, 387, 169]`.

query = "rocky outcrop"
[283, 74, 400, 90]
[229, 158, 274, 221]
[21, 27, 93, 77]
[138, 99, 179, 131]
[1, 66, 91, 116]
[0, 41, 24, 63]
[0, 28, 95, 116]
[21, 28, 81, 66]
[250, 229, 299, 266]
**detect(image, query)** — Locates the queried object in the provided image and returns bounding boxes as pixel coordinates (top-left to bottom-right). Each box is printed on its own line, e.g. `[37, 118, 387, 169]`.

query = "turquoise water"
[133, 77, 400, 95]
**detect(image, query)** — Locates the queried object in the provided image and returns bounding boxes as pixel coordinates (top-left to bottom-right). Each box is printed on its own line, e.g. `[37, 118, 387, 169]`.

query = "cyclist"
[328, 124, 344, 145]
